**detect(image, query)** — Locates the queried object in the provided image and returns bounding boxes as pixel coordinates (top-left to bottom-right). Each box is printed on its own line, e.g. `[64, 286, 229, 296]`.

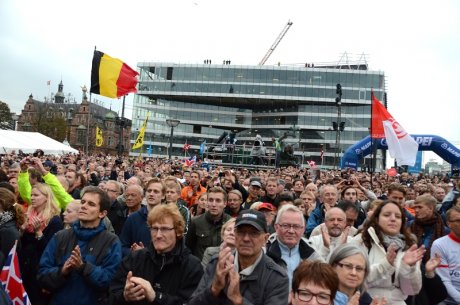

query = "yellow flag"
[96, 126, 103, 147]
[132, 112, 150, 150]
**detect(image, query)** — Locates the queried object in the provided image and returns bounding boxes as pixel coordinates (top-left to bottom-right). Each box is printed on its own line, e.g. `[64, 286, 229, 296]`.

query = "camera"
[33, 149, 44, 157]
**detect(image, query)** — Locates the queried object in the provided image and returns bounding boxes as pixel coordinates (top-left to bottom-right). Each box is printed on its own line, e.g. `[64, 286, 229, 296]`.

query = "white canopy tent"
[0, 130, 79, 155]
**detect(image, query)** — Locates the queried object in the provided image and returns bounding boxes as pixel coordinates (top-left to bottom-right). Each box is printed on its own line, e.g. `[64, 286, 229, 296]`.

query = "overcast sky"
[1, 0, 459, 164]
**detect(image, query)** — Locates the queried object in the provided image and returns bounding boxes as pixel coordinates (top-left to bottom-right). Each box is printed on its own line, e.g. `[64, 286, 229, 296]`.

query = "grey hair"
[319, 184, 338, 198]
[328, 243, 370, 292]
[275, 204, 305, 227]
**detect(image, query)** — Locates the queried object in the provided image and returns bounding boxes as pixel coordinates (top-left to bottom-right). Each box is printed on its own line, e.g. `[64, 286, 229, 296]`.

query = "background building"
[132, 61, 386, 168]
[16, 84, 131, 155]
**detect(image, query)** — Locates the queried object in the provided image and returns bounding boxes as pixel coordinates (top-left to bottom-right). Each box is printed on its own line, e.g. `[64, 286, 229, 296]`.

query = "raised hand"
[211, 246, 234, 297]
[425, 252, 442, 274]
[386, 244, 397, 266]
[321, 224, 331, 249]
[227, 268, 243, 305]
[131, 242, 145, 251]
[402, 244, 425, 266]
[130, 276, 156, 302]
[340, 226, 350, 244]
[346, 291, 360, 305]
[370, 296, 387, 305]
[123, 271, 146, 302]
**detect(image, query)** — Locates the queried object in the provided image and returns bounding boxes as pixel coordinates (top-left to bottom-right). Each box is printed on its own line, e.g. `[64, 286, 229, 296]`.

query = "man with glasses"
[431, 205, 460, 305]
[190, 209, 289, 305]
[267, 204, 322, 287]
[105, 180, 127, 235]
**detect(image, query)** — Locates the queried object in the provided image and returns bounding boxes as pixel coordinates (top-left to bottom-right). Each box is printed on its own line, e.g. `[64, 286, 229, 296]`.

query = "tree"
[0, 100, 13, 129]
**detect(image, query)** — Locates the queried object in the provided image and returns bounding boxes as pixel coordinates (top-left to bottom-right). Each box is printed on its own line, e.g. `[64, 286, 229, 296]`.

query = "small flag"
[183, 142, 190, 151]
[185, 155, 196, 167]
[199, 140, 206, 155]
[320, 148, 324, 161]
[47, 80, 51, 86]
[96, 126, 103, 147]
[371, 92, 418, 166]
[0, 241, 31, 305]
[307, 160, 316, 168]
[90, 50, 138, 98]
[132, 112, 150, 150]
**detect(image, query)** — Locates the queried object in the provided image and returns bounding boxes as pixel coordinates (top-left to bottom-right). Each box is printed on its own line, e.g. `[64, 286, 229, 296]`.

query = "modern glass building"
[131, 62, 386, 169]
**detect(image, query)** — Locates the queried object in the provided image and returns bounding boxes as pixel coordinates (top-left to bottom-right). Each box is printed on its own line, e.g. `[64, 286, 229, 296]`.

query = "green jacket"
[18, 172, 72, 210]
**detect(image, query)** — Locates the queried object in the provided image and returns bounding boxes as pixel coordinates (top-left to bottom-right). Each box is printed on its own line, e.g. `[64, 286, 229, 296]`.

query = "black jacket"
[110, 240, 203, 305]
[266, 236, 322, 269]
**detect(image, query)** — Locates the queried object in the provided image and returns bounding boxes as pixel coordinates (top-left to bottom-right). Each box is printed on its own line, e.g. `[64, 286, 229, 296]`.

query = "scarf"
[0, 211, 14, 227]
[381, 233, 406, 251]
[411, 212, 445, 262]
[25, 209, 46, 233]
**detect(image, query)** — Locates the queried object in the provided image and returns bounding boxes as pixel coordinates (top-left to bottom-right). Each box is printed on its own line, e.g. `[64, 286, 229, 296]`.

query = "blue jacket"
[38, 221, 122, 305]
[119, 205, 151, 256]
[306, 203, 325, 237]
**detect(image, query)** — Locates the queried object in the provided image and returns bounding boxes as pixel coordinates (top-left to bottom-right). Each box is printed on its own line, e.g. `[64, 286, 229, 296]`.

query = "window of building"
[77, 129, 85, 144]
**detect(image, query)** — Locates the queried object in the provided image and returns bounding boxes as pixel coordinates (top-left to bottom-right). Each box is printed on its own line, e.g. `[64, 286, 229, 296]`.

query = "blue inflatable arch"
[341, 134, 460, 170]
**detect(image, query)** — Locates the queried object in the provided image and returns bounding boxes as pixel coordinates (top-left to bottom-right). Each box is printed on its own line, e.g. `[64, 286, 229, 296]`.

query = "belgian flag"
[90, 50, 138, 98]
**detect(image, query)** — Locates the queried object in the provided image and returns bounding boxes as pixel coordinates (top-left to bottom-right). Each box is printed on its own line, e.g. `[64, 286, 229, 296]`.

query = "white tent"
[0, 130, 79, 155]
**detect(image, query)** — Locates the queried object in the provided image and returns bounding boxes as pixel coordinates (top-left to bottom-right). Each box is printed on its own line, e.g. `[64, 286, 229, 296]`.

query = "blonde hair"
[30, 183, 61, 223]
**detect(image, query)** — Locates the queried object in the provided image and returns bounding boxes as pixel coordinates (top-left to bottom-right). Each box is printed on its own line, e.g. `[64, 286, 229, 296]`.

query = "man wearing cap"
[189, 209, 289, 305]
[266, 204, 322, 288]
[242, 180, 261, 210]
[255, 202, 277, 234]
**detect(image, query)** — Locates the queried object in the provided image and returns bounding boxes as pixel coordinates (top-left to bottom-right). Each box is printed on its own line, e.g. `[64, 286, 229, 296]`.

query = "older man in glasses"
[190, 209, 289, 305]
[266, 204, 322, 288]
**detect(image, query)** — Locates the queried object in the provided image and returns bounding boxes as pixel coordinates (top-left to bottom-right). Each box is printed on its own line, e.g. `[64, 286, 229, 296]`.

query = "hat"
[236, 210, 268, 233]
[257, 202, 276, 212]
[250, 180, 262, 188]
[43, 160, 53, 168]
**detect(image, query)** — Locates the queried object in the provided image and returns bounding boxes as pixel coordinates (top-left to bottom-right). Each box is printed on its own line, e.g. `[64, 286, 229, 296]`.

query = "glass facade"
[132, 63, 386, 168]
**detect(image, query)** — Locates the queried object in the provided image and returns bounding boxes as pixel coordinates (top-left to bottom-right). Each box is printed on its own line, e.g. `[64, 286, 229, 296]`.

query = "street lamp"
[166, 119, 180, 160]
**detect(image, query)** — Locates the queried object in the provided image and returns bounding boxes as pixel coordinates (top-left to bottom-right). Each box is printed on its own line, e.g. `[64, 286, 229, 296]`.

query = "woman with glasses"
[329, 244, 385, 305]
[110, 204, 203, 305]
[290, 260, 338, 305]
[351, 200, 424, 305]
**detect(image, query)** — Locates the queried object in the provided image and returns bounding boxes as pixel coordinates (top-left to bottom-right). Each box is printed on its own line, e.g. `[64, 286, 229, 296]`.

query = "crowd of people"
[0, 150, 460, 305]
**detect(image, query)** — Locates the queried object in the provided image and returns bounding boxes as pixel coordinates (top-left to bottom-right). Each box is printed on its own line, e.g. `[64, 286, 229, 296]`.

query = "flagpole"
[86, 92, 91, 155]
[118, 95, 126, 157]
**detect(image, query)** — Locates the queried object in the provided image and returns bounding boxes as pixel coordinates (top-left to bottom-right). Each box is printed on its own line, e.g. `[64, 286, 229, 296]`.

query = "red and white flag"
[0, 242, 31, 305]
[47, 80, 51, 86]
[371, 92, 418, 166]
[183, 142, 190, 151]
[320, 148, 324, 161]
[307, 160, 317, 168]
[185, 155, 196, 167]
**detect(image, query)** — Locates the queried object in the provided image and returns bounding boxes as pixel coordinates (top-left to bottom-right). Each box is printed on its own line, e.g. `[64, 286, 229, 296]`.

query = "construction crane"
[259, 20, 293, 66]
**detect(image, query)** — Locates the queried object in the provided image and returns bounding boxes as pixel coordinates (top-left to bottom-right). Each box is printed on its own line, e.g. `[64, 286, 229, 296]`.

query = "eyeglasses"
[337, 262, 366, 273]
[150, 226, 175, 234]
[235, 229, 262, 238]
[296, 289, 331, 305]
[278, 223, 304, 231]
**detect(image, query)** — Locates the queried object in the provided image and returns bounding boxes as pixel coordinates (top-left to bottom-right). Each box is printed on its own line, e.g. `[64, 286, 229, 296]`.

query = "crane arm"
[259, 20, 293, 66]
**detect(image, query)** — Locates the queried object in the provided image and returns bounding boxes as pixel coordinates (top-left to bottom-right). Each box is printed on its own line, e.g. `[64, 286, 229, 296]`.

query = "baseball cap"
[250, 180, 262, 188]
[235, 210, 268, 233]
[257, 202, 276, 212]
[43, 160, 54, 168]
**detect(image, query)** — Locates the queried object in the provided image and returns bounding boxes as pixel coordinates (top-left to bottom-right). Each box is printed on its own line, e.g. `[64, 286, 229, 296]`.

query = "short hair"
[274, 192, 294, 206]
[145, 177, 166, 195]
[387, 183, 407, 196]
[340, 186, 357, 199]
[275, 204, 305, 226]
[319, 184, 338, 198]
[220, 218, 236, 238]
[126, 184, 144, 197]
[81, 186, 111, 212]
[446, 206, 460, 222]
[414, 194, 437, 210]
[28, 168, 43, 182]
[191, 170, 201, 178]
[325, 207, 346, 221]
[207, 186, 227, 202]
[227, 189, 243, 200]
[106, 180, 122, 194]
[292, 260, 339, 301]
[147, 204, 185, 238]
[337, 200, 359, 214]
[266, 177, 278, 185]
[164, 179, 181, 194]
[293, 198, 304, 208]
[328, 244, 369, 292]
[75, 172, 87, 188]
[300, 190, 316, 199]
[0, 169, 8, 182]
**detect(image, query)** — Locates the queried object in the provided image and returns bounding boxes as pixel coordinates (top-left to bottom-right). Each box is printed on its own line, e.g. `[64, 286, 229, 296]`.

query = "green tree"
[0, 100, 13, 129]
[31, 103, 67, 141]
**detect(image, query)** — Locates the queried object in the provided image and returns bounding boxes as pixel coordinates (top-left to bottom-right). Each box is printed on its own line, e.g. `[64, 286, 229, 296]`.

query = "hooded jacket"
[38, 221, 122, 305]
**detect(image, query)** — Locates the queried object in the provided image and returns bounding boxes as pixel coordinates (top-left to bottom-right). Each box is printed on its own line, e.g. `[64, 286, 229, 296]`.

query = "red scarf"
[25, 209, 46, 233]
